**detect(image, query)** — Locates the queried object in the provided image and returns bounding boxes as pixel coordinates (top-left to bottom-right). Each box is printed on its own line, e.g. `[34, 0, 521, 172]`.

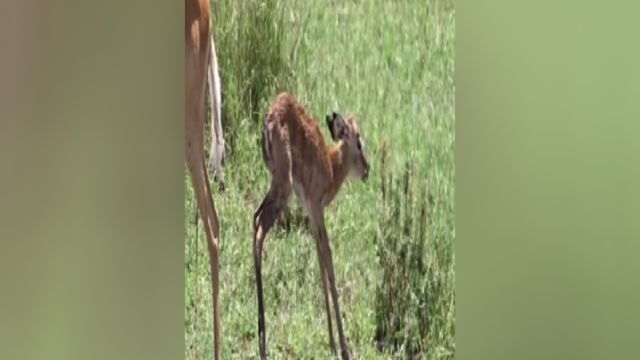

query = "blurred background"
[4, 1, 640, 359]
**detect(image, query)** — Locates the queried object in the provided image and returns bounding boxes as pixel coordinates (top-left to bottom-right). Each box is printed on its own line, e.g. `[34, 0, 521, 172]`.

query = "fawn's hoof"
[341, 347, 352, 360]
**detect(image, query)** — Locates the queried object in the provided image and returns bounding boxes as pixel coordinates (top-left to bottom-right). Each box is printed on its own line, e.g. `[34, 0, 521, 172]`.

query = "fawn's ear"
[326, 115, 335, 141]
[326, 112, 347, 141]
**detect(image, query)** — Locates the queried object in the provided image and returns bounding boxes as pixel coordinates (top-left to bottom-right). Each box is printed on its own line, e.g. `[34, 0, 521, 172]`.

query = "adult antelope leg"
[207, 35, 225, 185]
[186, 0, 221, 358]
[186, 127, 221, 360]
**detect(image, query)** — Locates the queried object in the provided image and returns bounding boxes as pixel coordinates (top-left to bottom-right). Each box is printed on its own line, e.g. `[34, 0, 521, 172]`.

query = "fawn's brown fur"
[253, 92, 370, 360]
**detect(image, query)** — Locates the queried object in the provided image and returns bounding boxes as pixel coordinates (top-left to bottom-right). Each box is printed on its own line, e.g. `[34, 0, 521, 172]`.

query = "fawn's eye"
[356, 138, 362, 151]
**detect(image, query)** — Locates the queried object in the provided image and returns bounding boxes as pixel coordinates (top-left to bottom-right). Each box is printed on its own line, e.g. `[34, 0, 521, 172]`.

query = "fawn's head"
[326, 112, 370, 182]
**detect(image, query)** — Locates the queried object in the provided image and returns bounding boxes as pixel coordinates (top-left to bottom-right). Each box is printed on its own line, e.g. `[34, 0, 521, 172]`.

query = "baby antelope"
[253, 92, 370, 360]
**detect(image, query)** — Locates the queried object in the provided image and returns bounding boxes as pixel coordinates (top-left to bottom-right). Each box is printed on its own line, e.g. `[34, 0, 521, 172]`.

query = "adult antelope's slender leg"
[186, 132, 221, 360]
[186, 0, 221, 358]
[253, 127, 292, 360]
[207, 35, 224, 185]
[311, 206, 351, 360]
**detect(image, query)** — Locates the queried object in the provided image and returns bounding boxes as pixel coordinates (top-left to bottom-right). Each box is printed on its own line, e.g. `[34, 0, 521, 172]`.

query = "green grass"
[186, 0, 454, 358]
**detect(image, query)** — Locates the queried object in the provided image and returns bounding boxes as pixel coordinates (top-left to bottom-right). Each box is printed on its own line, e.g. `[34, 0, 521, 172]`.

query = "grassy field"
[185, 0, 454, 358]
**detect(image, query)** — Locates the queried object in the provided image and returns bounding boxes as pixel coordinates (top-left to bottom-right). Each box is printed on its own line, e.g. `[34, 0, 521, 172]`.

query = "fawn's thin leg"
[311, 206, 351, 360]
[313, 231, 336, 354]
[254, 184, 290, 359]
[253, 128, 292, 360]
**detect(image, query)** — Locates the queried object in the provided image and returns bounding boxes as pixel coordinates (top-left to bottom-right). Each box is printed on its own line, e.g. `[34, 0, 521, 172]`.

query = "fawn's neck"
[324, 143, 351, 206]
